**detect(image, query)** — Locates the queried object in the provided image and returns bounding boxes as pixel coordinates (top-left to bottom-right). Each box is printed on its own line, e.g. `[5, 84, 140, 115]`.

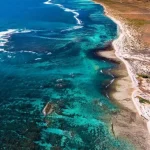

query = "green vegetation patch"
[138, 97, 150, 104]
[137, 74, 150, 78]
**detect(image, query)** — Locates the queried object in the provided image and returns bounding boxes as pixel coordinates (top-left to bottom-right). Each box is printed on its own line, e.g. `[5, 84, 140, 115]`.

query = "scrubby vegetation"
[138, 97, 150, 104]
[138, 74, 150, 78]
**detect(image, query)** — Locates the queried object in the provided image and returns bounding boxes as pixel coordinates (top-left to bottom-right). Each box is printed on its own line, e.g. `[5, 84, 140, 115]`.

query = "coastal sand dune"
[94, 0, 150, 149]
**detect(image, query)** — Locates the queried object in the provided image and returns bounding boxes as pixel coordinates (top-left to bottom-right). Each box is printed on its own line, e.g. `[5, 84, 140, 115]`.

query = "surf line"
[44, 0, 52, 4]
[44, 0, 82, 25]
[0, 29, 32, 53]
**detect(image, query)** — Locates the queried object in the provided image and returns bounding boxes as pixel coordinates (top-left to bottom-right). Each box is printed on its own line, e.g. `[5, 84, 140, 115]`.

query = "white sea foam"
[17, 29, 32, 33]
[44, 0, 52, 4]
[7, 55, 12, 58]
[35, 58, 42, 60]
[100, 70, 103, 73]
[0, 48, 7, 52]
[20, 50, 38, 54]
[56, 4, 82, 25]
[47, 52, 52, 55]
[43, 1, 82, 25]
[106, 79, 114, 88]
[61, 26, 83, 32]
[0, 29, 32, 53]
[0, 29, 17, 47]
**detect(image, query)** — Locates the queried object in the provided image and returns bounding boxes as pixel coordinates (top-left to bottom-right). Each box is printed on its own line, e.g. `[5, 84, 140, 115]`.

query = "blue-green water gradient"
[0, 0, 135, 149]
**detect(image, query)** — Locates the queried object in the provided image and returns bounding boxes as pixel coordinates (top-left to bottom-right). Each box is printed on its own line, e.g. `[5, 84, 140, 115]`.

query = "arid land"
[94, 0, 150, 149]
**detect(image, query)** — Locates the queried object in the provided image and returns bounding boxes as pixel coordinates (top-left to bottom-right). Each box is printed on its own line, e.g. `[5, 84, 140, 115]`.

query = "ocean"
[0, 0, 134, 149]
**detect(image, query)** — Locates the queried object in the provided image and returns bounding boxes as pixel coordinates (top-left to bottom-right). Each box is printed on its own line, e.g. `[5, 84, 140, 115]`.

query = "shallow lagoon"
[0, 0, 135, 149]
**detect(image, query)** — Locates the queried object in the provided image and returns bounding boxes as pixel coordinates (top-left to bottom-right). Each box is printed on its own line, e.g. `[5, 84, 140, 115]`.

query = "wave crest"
[43, 0, 82, 25]
[0, 29, 32, 53]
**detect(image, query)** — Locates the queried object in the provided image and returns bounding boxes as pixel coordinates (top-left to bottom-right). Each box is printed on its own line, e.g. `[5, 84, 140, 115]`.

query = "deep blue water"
[0, 0, 134, 149]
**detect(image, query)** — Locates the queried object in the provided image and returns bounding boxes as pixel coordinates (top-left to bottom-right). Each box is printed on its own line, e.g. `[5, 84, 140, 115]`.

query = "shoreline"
[94, 0, 150, 149]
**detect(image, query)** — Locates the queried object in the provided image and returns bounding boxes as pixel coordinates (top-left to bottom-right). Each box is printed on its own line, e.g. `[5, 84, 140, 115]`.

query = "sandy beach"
[94, 0, 150, 149]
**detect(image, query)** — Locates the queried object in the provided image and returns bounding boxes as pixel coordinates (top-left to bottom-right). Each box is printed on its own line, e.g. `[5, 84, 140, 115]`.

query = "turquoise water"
[0, 0, 135, 149]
